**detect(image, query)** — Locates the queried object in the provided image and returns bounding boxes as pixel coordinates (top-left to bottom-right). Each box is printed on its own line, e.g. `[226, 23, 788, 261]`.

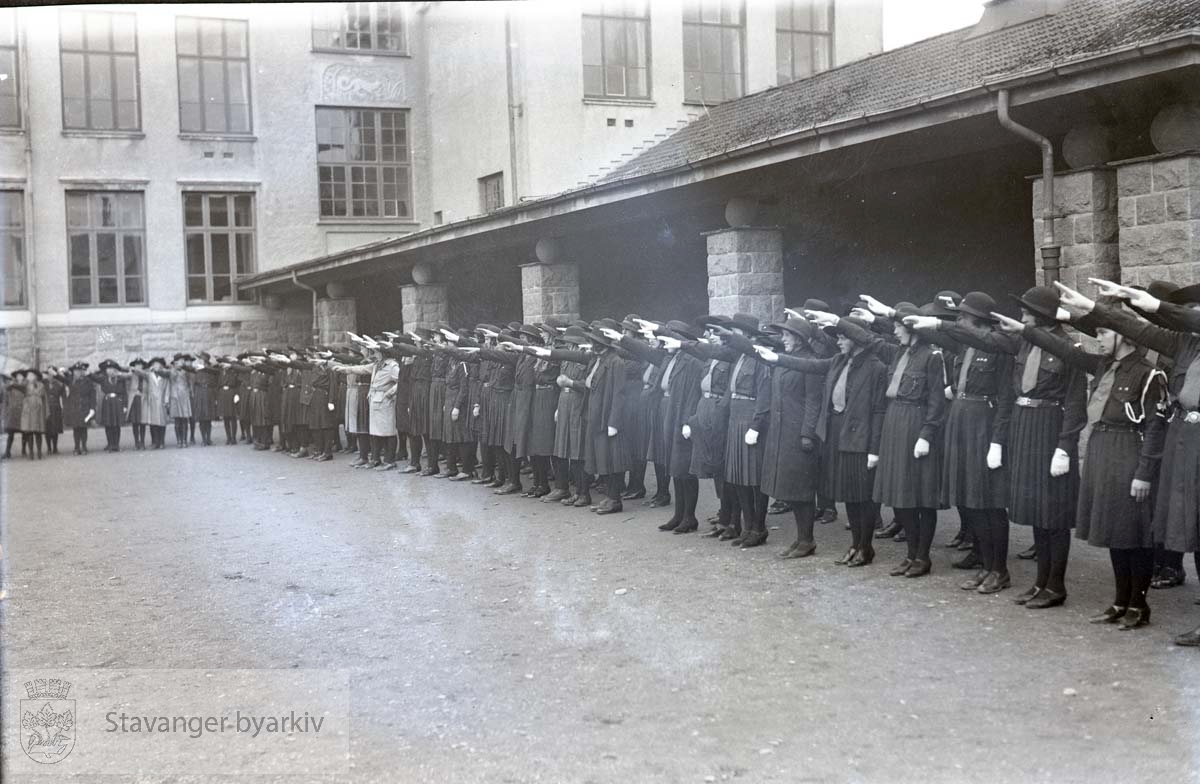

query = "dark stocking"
[916, 507, 937, 563]
[627, 460, 647, 494]
[681, 475, 699, 522]
[896, 508, 919, 560]
[1130, 548, 1155, 610]
[1110, 549, 1133, 608]
[5, 431, 14, 457]
[552, 457, 570, 491]
[34, 433, 42, 458]
[791, 501, 816, 548]
[1047, 528, 1070, 595]
[653, 462, 669, 499]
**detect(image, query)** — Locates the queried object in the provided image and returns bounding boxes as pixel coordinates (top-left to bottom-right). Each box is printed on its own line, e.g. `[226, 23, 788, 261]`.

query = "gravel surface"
[3, 442, 1199, 783]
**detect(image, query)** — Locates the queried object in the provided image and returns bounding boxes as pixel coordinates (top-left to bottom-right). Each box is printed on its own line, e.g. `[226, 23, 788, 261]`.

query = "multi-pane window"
[176, 17, 251, 134]
[313, 3, 407, 54]
[582, 0, 650, 100]
[316, 107, 412, 219]
[184, 193, 255, 303]
[59, 10, 140, 131]
[479, 173, 504, 214]
[776, 0, 832, 84]
[682, 1, 744, 104]
[66, 191, 146, 307]
[0, 191, 25, 307]
[0, 11, 19, 128]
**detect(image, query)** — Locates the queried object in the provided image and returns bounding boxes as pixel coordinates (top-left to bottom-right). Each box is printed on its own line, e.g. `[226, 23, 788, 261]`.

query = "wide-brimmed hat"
[148, 356, 167, 367]
[822, 316, 870, 339]
[1167, 282, 1200, 306]
[172, 352, 194, 363]
[656, 319, 699, 342]
[802, 298, 831, 312]
[765, 316, 815, 343]
[957, 291, 997, 321]
[1009, 285, 1060, 321]
[516, 323, 543, 342]
[620, 313, 645, 332]
[589, 317, 623, 347]
[927, 290, 962, 319]
[71, 361, 90, 371]
[893, 302, 922, 320]
[695, 314, 731, 331]
[726, 312, 762, 335]
[563, 332, 591, 347]
[129, 357, 147, 368]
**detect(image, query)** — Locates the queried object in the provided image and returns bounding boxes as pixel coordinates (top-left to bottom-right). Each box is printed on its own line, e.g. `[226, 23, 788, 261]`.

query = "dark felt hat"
[148, 356, 167, 367]
[1009, 285, 1060, 321]
[1167, 282, 1200, 306]
[802, 298, 831, 312]
[957, 291, 997, 322]
[1145, 280, 1179, 301]
[822, 316, 870, 339]
[129, 357, 147, 368]
[767, 316, 815, 343]
[506, 321, 524, 332]
[658, 319, 699, 342]
[571, 319, 590, 331]
[695, 314, 731, 330]
[543, 317, 570, 331]
[563, 332, 590, 346]
[476, 323, 501, 335]
[517, 323, 543, 341]
[726, 312, 762, 335]
[563, 325, 590, 341]
[99, 359, 118, 371]
[928, 290, 962, 319]
[893, 302, 922, 320]
[71, 361, 90, 371]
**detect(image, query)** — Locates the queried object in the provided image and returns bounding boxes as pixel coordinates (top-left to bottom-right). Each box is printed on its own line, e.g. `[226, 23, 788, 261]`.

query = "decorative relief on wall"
[321, 64, 406, 104]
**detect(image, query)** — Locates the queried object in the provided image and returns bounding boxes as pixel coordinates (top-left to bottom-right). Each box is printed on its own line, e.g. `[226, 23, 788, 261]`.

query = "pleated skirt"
[690, 396, 728, 479]
[723, 398, 763, 486]
[627, 390, 654, 463]
[192, 385, 214, 421]
[218, 388, 239, 420]
[125, 394, 143, 425]
[98, 397, 123, 427]
[1008, 405, 1078, 529]
[648, 395, 675, 467]
[873, 401, 942, 509]
[1154, 418, 1200, 553]
[821, 411, 875, 503]
[305, 390, 335, 429]
[553, 390, 586, 460]
[249, 389, 269, 427]
[442, 390, 470, 443]
[484, 389, 511, 448]
[528, 387, 558, 456]
[428, 379, 447, 441]
[941, 398, 1007, 509]
[510, 387, 534, 457]
[408, 380, 431, 436]
[1077, 428, 1153, 549]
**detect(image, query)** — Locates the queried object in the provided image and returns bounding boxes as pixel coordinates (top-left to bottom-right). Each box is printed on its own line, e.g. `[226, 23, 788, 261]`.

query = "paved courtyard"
[3, 440, 1200, 782]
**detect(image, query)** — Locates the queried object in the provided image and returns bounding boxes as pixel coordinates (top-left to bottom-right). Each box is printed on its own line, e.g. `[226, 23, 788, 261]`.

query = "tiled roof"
[599, 0, 1200, 184]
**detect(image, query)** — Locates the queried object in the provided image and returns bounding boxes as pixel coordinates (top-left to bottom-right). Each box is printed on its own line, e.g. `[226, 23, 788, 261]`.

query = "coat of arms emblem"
[20, 678, 75, 763]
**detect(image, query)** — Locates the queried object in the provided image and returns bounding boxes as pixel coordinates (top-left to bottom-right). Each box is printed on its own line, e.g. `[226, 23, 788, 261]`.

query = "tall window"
[479, 173, 504, 214]
[176, 17, 251, 134]
[316, 107, 412, 219]
[582, 0, 650, 100]
[67, 191, 146, 307]
[682, 1, 744, 104]
[0, 11, 19, 128]
[0, 191, 25, 307]
[184, 193, 255, 303]
[313, 3, 407, 54]
[59, 10, 140, 131]
[776, 0, 832, 84]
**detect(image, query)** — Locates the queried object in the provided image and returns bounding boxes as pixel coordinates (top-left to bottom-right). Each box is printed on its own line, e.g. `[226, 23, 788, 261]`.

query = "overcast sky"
[882, 0, 986, 49]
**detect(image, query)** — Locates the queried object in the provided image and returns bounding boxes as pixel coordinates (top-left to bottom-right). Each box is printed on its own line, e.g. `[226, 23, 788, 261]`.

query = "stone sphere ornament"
[325, 281, 349, 299]
[1151, 102, 1200, 155]
[411, 261, 436, 286]
[725, 197, 759, 228]
[1062, 123, 1112, 169]
[535, 237, 562, 265]
[261, 294, 282, 311]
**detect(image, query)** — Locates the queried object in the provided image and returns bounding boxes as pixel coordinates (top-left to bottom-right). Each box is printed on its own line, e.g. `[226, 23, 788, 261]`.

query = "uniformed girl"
[44, 367, 67, 455]
[64, 362, 95, 455]
[4, 369, 25, 458]
[135, 357, 171, 449]
[89, 360, 128, 452]
[20, 368, 48, 459]
[681, 322, 737, 539]
[584, 319, 629, 514]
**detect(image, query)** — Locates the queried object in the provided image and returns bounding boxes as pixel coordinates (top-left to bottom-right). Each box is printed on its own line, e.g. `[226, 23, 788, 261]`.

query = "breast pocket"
[897, 371, 927, 399]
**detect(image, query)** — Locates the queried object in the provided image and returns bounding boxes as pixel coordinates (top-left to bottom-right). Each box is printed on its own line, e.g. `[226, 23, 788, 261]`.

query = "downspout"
[504, 11, 520, 206]
[997, 88, 1060, 284]
[290, 271, 319, 343]
[18, 18, 37, 366]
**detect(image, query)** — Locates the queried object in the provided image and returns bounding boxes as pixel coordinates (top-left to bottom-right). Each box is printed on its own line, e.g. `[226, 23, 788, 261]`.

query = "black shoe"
[561, 494, 579, 506]
[889, 559, 913, 577]
[1119, 606, 1151, 630]
[959, 570, 987, 590]
[767, 500, 790, 515]
[700, 526, 724, 538]
[952, 552, 983, 570]
[1013, 585, 1041, 605]
[471, 474, 494, 485]
[847, 548, 875, 568]
[595, 501, 623, 516]
[673, 519, 699, 534]
[904, 559, 930, 578]
[1025, 589, 1066, 609]
[816, 508, 838, 525]
[1173, 626, 1200, 646]
[740, 531, 767, 549]
[977, 571, 1011, 594]
[542, 488, 570, 502]
[780, 541, 815, 558]
[1016, 544, 1037, 560]
[658, 517, 682, 532]
[876, 520, 902, 539]
[647, 494, 671, 508]
[572, 495, 593, 508]
[1151, 567, 1186, 589]
[1088, 605, 1126, 624]
[833, 548, 857, 566]
[946, 533, 965, 549]
[893, 528, 907, 543]
[719, 528, 742, 542]
[622, 488, 646, 500]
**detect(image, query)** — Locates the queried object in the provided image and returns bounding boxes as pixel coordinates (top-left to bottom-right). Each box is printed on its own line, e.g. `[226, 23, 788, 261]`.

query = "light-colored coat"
[337, 360, 399, 436]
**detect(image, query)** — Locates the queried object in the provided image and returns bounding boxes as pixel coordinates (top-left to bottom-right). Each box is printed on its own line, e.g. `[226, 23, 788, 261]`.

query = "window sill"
[583, 97, 656, 108]
[318, 219, 419, 227]
[0, 127, 25, 136]
[682, 99, 734, 107]
[62, 130, 146, 140]
[179, 133, 258, 142]
[312, 47, 410, 58]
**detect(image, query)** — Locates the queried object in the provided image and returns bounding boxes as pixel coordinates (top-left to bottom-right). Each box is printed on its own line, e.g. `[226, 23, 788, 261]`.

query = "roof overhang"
[241, 32, 1200, 294]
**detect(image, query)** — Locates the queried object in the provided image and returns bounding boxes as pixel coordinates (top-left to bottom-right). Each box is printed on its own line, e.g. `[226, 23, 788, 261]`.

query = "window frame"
[775, 0, 834, 85]
[65, 190, 147, 308]
[315, 105, 414, 221]
[183, 192, 257, 304]
[0, 9, 21, 129]
[312, 3, 409, 56]
[58, 8, 142, 132]
[0, 190, 25, 308]
[478, 172, 505, 214]
[581, 0, 652, 101]
[175, 16, 253, 136]
[681, 0, 746, 106]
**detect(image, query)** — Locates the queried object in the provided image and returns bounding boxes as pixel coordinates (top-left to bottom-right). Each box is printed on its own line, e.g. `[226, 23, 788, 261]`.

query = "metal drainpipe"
[290, 271, 319, 344]
[18, 19, 38, 367]
[997, 89, 1060, 284]
[504, 11, 520, 206]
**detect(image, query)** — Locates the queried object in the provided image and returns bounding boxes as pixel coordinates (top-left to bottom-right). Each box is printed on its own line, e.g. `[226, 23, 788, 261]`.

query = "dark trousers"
[897, 507, 937, 563]
[1111, 548, 1155, 609]
[1033, 527, 1071, 594]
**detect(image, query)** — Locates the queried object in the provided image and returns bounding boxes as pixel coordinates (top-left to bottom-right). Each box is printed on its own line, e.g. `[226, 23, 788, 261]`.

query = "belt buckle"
[1186, 411, 1200, 424]
[1016, 396, 1032, 407]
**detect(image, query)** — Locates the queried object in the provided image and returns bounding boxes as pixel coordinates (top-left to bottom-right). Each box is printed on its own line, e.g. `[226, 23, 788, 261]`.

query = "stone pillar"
[315, 297, 357, 345]
[401, 284, 448, 331]
[705, 226, 784, 320]
[1114, 153, 1200, 286]
[521, 262, 580, 324]
[1031, 168, 1118, 289]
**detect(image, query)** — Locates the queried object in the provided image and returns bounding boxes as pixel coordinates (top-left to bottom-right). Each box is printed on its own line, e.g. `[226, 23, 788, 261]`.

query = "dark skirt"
[689, 396, 728, 479]
[408, 380, 431, 437]
[648, 395, 674, 468]
[528, 386, 558, 457]
[46, 404, 63, 435]
[394, 379, 411, 436]
[218, 387, 238, 419]
[249, 388, 269, 427]
[428, 379, 447, 441]
[553, 389, 586, 460]
[238, 387, 251, 421]
[941, 398, 1007, 509]
[442, 390, 469, 443]
[510, 386, 534, 457]
[821, 411, 875, 503]
[125, 395, 142, 425]
[1077, 427, 1154, 549]
[723, 398, 763, 486]
[356, 383, 372, 434]
[1154, 418, 1200, 553]
[305, 389, 335, 429]
[485, 388, 512, 448]
[280, 388, 300, 429]
[1008, 405, 1078, 530]
[631, 390, 656, 464]
[874, 401, 942, 509]
[192, 385, 214, 421]
[760, 425, 819, 503]
[98, 396, 123, 427]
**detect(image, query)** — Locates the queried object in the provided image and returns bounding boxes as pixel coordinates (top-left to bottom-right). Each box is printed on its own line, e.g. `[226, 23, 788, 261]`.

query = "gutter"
[19, 18, 36, 366]
[290, 271, 319, 342]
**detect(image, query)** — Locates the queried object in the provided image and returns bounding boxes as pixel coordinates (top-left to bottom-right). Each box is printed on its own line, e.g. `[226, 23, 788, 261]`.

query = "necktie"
[956, 347, 976, 396]
[1021, 345, 1041, 394]
[730, 355, 746, 393]
[1086, 360, 1118, 426]
[660, 354, 678, 393]
[701, 360, 715, 395]
[832, 360, 850, 412]
[1180, 356, 1200, 411]
[885, 349, 910, 399]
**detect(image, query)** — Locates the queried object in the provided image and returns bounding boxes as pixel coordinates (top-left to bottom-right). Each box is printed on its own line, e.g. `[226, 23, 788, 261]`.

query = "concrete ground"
[3, 435, 1200, 783]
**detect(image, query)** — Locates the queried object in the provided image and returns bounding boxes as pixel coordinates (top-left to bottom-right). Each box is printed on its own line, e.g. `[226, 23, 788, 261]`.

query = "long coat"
[45, 376, 66, 435]
[620, 337, 703, 477]
[20, 379, 47, 433]
[88, 371, 127, 427]
[585, 348, 627, 476]
[165, 368, 193, 419]
[64, 374, 97, 429]
[550, 348, 593, 461]
[135, 370, 170, 427]
[4, 383, 23, 431]
[758, 353, 825, 502]
[338, 360, 399, 437]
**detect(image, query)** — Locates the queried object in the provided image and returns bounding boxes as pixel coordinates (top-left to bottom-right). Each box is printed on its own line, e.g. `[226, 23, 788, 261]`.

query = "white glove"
[473, 404, 480, 417]
[744, 428, 759, 446]
[1131, 478, 1151, 503]
[1050, 448, 1070, 477]
[451, 407, 460, 421]
[859, 294, 894, 318]
[607, 426, 618, 437]
[659, 336, 681, 351]
[682, 424, 691, 440]
[85, 408, 95, 423]
[753, 346, 779, 363]
[867, 454, 879, 470]
[600, 327, 622, 342]
[913, 437, 930, 459]
[327, 402, 335, 411]
[944, 386, 954, 400]
[849, 308, 876, 324]
[554, 409, 558, 423]
[533, 346, 551, 357]
[233, 394, 240, 404]
[987, 443, 1002, 470]
[903, 315, 941, 331]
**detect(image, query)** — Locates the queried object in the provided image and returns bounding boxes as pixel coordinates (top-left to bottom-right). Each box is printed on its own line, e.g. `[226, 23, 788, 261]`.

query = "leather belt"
[536, 384, 554, 390]
[222, 385, 231, 390]
[731, 393, 755, 401]
[642, 384, 654, 390]
[1092, 422, 1138, 433]
[703, 391, 723, 399]
[106, 393, 118, 398]
[287, 384, 297, 388]
[957, 393, 993, 403]
[1016, 396, 1059, 408]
